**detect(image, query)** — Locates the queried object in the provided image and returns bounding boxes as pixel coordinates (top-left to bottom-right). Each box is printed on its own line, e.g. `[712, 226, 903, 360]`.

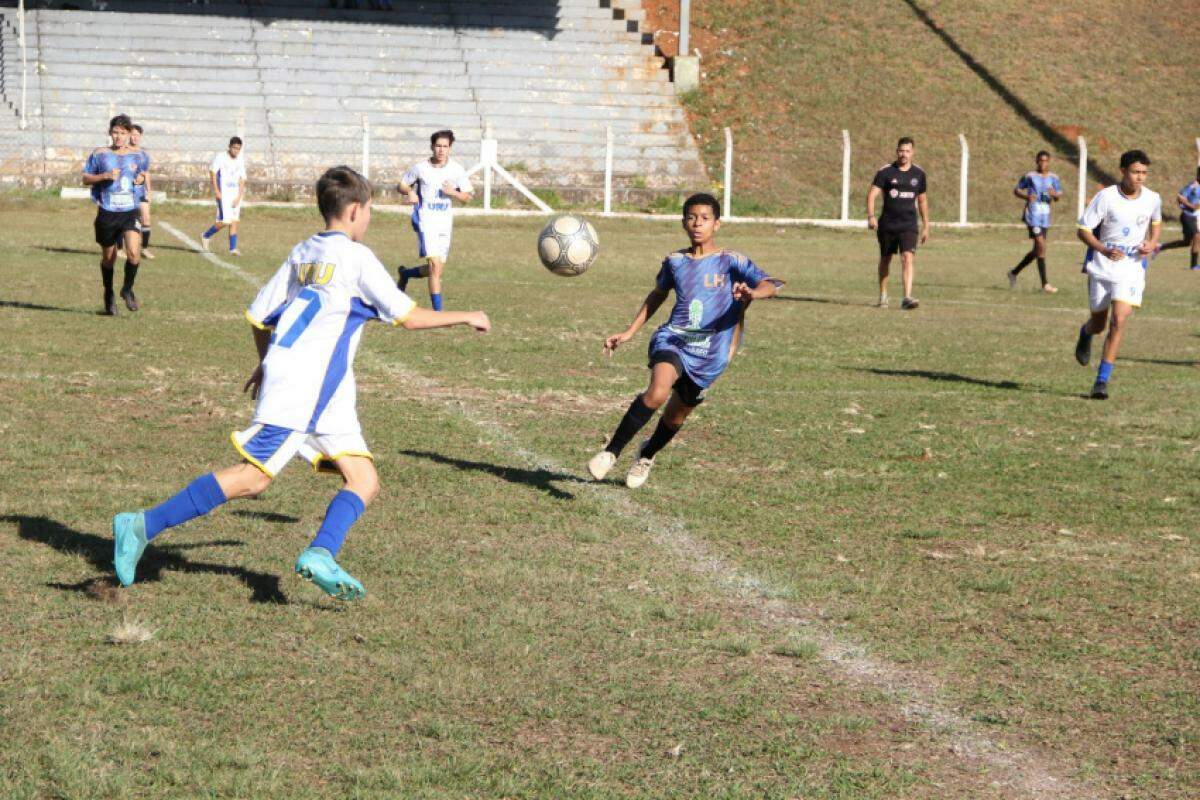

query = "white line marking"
[159, 221, 260, 287]
[161, 222, 1095, 798]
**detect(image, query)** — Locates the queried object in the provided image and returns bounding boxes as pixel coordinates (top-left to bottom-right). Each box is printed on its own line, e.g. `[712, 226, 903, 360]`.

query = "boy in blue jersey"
[111, 166, 491, 600]
[1007, 151, 1062, 293]
[1160, 167, 1200, 269]
[82, 114, 147, 315]
[129, 124, 155, 260]
[588, 193, 779, 488]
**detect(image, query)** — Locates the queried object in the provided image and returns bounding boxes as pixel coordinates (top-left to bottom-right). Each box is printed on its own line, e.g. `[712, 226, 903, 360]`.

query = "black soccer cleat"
[120, 288, 140, 312]
[1090, 380, 1108, 400]
[103, 289, 118, 316]
[1074, 327, 1092, 366]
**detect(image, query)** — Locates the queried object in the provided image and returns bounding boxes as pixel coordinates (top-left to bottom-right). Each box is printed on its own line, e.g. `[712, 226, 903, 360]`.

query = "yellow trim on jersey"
[1077, 224, 1093, 230]
[309, 450, 374, 475]
[230, 431, 277, 477]
[244, 310, 273, 330]
[390, 305, 415, 327]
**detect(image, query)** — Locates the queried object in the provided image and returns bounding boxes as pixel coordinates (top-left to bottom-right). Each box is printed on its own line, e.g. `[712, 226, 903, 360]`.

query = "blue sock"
[230, 234, 238, 251]
[143, 473, 227, 540]
[1096, 360, 1114, 384]
[431, 293, 443, 311]
[203, 225, 219, 239]
[401, 267, 422, 280]
[309, 490, 366, 556]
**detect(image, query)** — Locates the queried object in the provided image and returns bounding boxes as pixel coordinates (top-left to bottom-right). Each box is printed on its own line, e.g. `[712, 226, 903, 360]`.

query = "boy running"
[201, 137, 247, 255]
[81, 114, 147, 315]
[587, 193, 779, 488]
[866, 137, 929, 310]
[1007, 150, 1062, 292]
[1159, 167, 1200, 269]
[396, 130, 473, 310]
[129, 124, 155, 260]
[1073, 150, 1161, 400]
[112, 166, 491, 600]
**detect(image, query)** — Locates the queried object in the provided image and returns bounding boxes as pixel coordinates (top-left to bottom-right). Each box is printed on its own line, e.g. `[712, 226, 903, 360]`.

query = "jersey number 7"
[274, 288, 323, 348]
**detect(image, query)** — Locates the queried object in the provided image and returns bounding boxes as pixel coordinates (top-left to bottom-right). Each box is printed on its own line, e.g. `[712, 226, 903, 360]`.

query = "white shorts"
[1088, 275, 1144, 312]
[216, 194, 242, 223]
[413, 211, 452, 261]
[231, 423, 372, 478]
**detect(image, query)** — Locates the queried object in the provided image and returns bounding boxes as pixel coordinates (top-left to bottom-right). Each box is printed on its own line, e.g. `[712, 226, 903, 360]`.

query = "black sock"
[100, 264, 114, 293]
[141, 227, 151, 248]
[640, 418, 681, 460]
[1192, 251, 1198, 268]
[1011, 251, 1035, 274]
[1036, 257, 1047, 285]
[122, 260, 139, 293]
[605, 395, 656, 456]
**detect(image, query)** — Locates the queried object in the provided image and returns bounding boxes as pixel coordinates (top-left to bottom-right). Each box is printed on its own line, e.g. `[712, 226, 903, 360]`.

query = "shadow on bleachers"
[7, 0, 572, 36]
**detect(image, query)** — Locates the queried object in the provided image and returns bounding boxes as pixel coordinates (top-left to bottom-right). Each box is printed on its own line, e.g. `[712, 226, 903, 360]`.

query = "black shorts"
[1026, 224, 1049, 239]
[94, 209, 140, 247]
[1182, 214, 1197, 241]
[648, 350, 707, 407]
[877, 227, 918, 257]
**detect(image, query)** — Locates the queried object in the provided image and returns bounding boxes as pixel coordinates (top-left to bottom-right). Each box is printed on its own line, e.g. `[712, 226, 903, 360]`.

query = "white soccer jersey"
[245, 231, 416, 434]
[403, 158, 472, 223]
[1078, 184, 1162, 282]
[211, 151, 247, 196]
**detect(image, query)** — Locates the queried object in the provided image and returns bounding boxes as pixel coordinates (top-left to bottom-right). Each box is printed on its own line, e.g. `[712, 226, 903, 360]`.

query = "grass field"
[1, 193, 1198, 799]
[649, 0, 1198, 221]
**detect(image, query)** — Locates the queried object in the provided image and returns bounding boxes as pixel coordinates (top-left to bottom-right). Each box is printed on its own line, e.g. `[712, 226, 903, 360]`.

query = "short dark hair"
[1035, 150, 1050, 160]
[131, 123, 143, 134]
[317, 165, 372, 221]
[682, 192, 720, 220]
[897, 136, 914, 148]
[109, 114, 133, 132]
[1119, 149, 1150, 170]
[229, 136, 243, 147]
[431, 129, 455, 147]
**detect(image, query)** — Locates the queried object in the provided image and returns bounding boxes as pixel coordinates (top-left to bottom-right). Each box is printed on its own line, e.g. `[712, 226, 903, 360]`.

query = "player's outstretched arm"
[604, 288, 669, 355]
[732, 279, 778, 303]
[401, 307, 490, 332]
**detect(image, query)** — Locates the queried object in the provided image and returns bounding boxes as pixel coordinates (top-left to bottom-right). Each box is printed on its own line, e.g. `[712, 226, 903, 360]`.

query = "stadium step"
[0, 2, 705, 195]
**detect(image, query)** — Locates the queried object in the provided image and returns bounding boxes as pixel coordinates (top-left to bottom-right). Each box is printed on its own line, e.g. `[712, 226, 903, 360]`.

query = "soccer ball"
[538, 214, 599, 277]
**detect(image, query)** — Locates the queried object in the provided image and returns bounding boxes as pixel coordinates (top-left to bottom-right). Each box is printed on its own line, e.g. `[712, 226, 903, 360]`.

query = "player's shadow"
[1119, 356, 1200, 367]
[4, 514, 288, 604]
[399, 449, 586, 500]
[0, 299, 97, 315]
[852, 367, 1024, 391]
[33, 246, 96, 256]
[775, 294, 862, 307]
[231, 509, 302, 524]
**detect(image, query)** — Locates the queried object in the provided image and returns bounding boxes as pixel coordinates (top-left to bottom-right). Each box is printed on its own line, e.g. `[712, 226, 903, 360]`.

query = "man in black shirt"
[866, 137, 929, 309]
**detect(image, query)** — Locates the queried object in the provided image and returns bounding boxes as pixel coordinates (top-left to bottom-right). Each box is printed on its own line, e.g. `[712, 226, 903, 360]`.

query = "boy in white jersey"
[396, 130, 473, 311]
[201, 136, 247, 255]
[112, 166, 491, 600]
[1073, 150, 1161, 399]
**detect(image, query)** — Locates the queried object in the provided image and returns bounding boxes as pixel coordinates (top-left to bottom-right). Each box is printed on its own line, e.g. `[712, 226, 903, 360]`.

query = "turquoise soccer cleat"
[295, 547, 365, 601]
[112, 511, 149, 587]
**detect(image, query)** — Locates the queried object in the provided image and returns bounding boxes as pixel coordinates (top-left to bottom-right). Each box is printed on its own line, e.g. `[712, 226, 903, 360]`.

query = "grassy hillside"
[646, 0, 1197, 222]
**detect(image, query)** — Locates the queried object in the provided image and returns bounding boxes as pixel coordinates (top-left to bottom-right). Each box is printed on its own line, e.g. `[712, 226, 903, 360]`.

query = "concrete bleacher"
[0, 0, 707, 201]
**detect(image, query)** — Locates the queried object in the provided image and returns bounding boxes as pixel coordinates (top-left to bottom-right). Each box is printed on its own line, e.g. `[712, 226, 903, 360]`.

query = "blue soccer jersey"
[1178, 181, 1200, 218]
[1016, 171, 1062, 229]
[84, 149, 144, 212]
[647, 249, 770, 389]
[132, 150, 150, 203]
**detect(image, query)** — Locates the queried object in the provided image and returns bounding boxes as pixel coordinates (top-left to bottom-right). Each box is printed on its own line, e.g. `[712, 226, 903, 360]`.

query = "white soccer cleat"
[200, 234, 211, 252]
[625, 456, 655, 489]
[587, 450, 616, 481]
[877, 294, 889, 309]
[230, 248, 242, 256]
[142, 250, 155, 260]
